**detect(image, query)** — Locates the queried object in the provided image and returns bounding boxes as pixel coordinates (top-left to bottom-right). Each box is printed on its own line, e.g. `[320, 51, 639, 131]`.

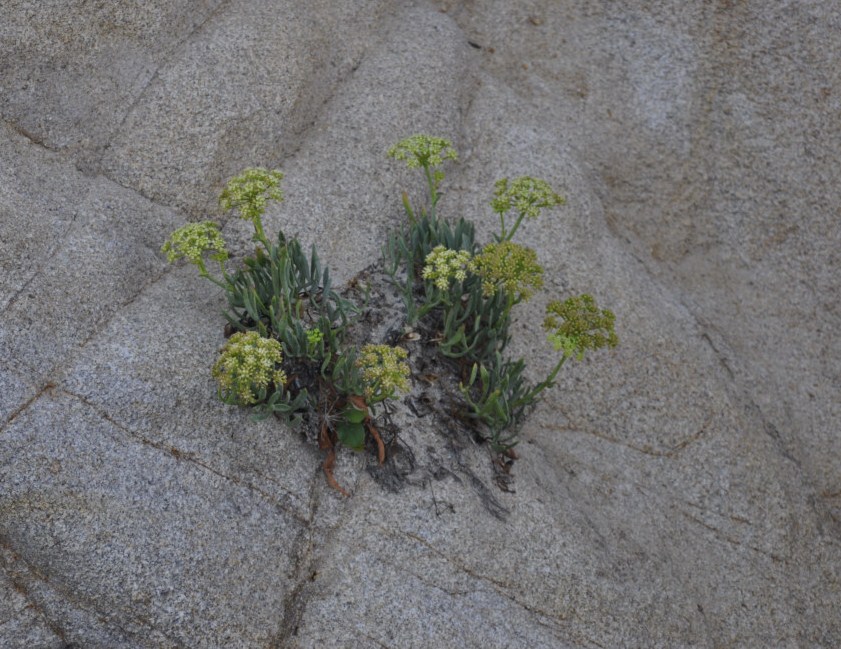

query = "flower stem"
[503, 210, 527, 242]
[516, 355, 567, 407]
[195, 256, 234, 291]
[497, 211, 507, 241]
[199, 268, 230, 290]
[415, 294, 447, 321]
[423, 166, 438, 220]
[252, 217, 271, 250]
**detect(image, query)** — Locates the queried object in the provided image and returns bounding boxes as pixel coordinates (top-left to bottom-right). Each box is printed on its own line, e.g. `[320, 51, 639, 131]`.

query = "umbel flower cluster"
[420, 239, 545, 301]
[544, 295, 618, 360]
[162, 133, 618, 493]
[387, 135, 458, 170]
[212, 331, 286, 405]
[388, 135, 458, 191]
[471, 241, 544, 300]
[491, 176, 564, 220]
[356, 344, 411, 403]
[219, 168, 284, 223]
[422, 245, 474, 290]
[161, 221, 228, 267]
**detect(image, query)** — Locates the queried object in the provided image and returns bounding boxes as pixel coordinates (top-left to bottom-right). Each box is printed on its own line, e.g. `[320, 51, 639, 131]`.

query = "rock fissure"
[679, 510, 785, 563]
[395, 528, 564, 626]
[272, 476, 358, 649]
[0, 381, 57, 435]
[58, 387, 311, 526]
[3, 119, 54, 153]
[549, 413, 711, 459]
[0, 536, 185, 648]
[357, 632, 397, 649]
[0, 543, 67, 644]
[0, 205, 81, 318]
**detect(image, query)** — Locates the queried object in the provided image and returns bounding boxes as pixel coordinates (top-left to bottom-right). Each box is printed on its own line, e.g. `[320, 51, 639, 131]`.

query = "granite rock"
[1, 1, 839, 647]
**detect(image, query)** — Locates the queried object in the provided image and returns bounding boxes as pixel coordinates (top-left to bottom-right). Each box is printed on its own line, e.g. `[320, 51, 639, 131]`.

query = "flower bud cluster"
[491, 176, 564, 219]
[422, 245, 474, 290]
[387, 135, 458, 170]
[161, 221, 228, 266]
[543, 295, 618, 359]
[472, 241, 544, 300]
[219, 167, 284, 222]
[212, 331, 286, 405]
[356, 344, 411, 402]
[306, 328, 324, 347]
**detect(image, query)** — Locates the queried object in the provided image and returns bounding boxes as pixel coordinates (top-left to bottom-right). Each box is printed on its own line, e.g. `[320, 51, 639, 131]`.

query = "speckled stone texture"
[1, 1, 839, 647]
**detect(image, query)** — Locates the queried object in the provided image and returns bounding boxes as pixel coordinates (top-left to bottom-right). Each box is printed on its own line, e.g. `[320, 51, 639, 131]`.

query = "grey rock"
[0, 551, 64, 649]
[99, 0, 391, 215]
[0, 124, 89, 311]
[1, 391, 303, 648]
[1, 0, 839, 647]
[0, 1, 226, 164]
[0, 124, 176, 384]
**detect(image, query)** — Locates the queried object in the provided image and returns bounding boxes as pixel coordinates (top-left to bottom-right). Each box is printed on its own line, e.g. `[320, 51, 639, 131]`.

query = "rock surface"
[1, 1, 839, 647]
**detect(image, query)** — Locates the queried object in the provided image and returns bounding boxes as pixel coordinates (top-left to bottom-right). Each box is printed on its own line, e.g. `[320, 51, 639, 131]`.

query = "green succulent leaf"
[343, 405, 367, 424]
[336, 422, 366, 451]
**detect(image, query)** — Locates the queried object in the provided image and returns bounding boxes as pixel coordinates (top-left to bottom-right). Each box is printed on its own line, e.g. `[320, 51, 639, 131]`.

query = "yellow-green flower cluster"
[212, 331, 287, 405]
[161, 221, 228, 266]
[422, 245, 474, 290]
[491, 176, 564, 219]
[543, 295, 618, 359]
[355, 344, 411, 402]
[472, 241, 544, 300]
[306, 328, 324, 347]
[387, 135, 458, 170]
[219, 167, 284, 222]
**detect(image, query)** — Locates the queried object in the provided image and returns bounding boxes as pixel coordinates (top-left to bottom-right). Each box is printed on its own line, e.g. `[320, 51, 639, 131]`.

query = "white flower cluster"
[212, 331, 286, 405]
[421, 245, 474, 291]
[356, 344, 410, 402]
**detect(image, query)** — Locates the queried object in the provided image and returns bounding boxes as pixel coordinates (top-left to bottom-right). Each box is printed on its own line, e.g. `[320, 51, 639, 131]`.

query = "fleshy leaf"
[343, 405, 367, 424]
[336, 422, 366, 451]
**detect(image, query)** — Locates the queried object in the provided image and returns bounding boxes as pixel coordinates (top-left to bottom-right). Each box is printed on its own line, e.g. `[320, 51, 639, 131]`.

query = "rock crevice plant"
[384, 134, 617, 454]
[163, 168, 409, 493]
[164, 138, 617, 494]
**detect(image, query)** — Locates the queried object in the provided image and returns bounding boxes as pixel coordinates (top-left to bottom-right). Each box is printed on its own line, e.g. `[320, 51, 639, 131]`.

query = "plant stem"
[503, 210, 528, 242]
[252, 217, 271, 250]
[196, 258, 228, 289]
[497, 211, 507, 241]
[402, 268, 418, 324]
[199, 268, 230, 291]
[423, 166, 438, 220]
[516, 355, 567, 407]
